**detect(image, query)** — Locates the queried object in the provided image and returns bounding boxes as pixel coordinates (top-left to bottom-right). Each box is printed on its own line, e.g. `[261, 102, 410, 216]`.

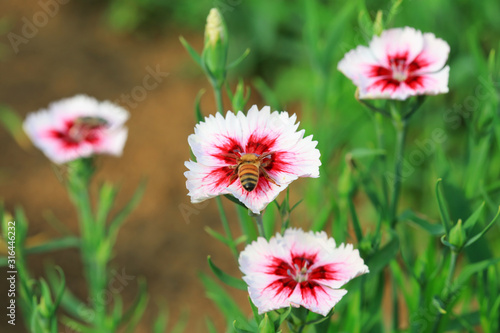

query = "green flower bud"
[448, 219, 466, 251]
[202, 8, 228, 87]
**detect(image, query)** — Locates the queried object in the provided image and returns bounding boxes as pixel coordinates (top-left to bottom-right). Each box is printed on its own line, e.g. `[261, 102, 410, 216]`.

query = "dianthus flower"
[338, 27, 450, 100]
[239, 228, 369, 315]
[23, 95, 129, 164]
[184, 105, 321, 214]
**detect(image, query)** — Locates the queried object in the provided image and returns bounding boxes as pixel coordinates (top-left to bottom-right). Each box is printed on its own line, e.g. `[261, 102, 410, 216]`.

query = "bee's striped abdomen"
[239, 162, 259, 192]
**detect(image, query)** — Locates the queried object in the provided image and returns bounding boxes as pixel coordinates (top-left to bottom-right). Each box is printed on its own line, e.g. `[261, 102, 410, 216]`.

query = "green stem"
[68, 173, 108, 329]
[215, 197, 238, 259]
[390, 116, 408, 228]
[431, 251, 458, 333]
[374, 113, 390, 219]
[252, 213, 266, 239]
[214, 85, 224, 114]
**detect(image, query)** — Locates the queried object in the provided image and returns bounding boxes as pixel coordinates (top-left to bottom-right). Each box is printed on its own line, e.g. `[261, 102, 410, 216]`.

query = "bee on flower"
[23, 95, 129, 164]
[184, 105, 321, 214]
[338, 27, 450, 100]
[239, 228, 369, 315]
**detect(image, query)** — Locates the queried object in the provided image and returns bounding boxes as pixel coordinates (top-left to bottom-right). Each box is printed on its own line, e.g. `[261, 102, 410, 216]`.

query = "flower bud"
[448, 219, 466, 251]
[205, 8, 225, 47]
[202, 8, 228, 87]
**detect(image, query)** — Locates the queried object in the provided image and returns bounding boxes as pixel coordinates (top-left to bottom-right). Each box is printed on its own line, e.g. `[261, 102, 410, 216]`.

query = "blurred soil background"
[0, 1, 261, 332]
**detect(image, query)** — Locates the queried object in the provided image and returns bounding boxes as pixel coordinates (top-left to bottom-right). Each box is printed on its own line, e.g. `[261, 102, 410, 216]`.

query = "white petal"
[185, 161, 232, 203]
[370, 27, 424, 67]
[23, 95, 129, 164]
[408, 66, 450, 96]
[227, 178, 284, 214]
[337, 45, 382, 89]
[185, 105, 321, 213]
[239, 229, 368, 315]
[413, 33, 450, 74]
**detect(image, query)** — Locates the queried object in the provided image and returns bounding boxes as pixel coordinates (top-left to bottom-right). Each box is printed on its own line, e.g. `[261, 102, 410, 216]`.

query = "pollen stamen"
[390, 59, 409, 82]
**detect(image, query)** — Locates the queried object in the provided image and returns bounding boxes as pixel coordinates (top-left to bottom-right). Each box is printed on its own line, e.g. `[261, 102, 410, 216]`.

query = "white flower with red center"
[239, 228, 369, 316]
[184, 105, 321, 214]
[23, 95, 129, 164]
[338, 27, 450, 100]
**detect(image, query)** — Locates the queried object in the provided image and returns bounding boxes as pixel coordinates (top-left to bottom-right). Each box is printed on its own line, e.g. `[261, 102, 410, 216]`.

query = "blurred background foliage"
[2, 0, 500, 331]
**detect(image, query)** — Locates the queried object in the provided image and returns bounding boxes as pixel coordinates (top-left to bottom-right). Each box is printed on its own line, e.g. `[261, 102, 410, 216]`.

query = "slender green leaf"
[233, 321, 256, 333]
[199, 272, 254, 330]
[348, 196, 363, 242]
[400, 210, 445, 236]
[366, 235, 399, 275]
[463, 202, 485, 231]
[0, 237, 80, 267]
[108, 180, 147, 243]
[224, 194, 247, 208]
[195, 89, 206, 123]
[123, 278, 149, 333]
[207, 256, 247, 290]
[179, 36, 202, 67]
[171, 311, 189, 333]
[205, 318, 218, 333]
[204, 226, 230, 245]
[464, 206, 500, 248]
[227, 48, 250, 70]
[436, 179, 452, 233]
[258, 314, 275, 333]
[454, 258, 500, 293]
[96, 182, 118, 228]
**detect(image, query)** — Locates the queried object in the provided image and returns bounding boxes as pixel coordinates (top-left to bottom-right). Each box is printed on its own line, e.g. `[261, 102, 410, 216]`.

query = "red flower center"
[49, 117, 108, 147]
[264, 253, 339, 300]
[367, 53, 429, 92]
[389, 58, 409, 82]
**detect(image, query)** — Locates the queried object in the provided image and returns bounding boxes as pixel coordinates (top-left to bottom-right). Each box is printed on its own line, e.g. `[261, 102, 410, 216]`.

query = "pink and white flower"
[184, 105, 321, 214]
[338, 27, 450, 100]
[23, 95, 129, 164]
[239, 228, 369, 315]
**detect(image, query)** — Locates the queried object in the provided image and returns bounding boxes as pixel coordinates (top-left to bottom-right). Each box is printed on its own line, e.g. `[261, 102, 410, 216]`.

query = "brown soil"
[0, 2, 249, 332]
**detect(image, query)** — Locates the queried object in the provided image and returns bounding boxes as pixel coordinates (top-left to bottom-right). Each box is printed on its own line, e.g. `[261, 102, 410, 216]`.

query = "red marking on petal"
[405, 75, 425, 89]
[291, 253, 317, 267]
[266, 278, 297, 298]
[45, 119, 105, 148]
[367, 65, 392, 78]
[299, 281, 322, 302]
[309, 264, 338, 280]
[408, 54, 430, 73]
[387, 52, 409, 64]
[267, 151, 293, 174]
[204, 166, 237, 189]
[213, 136, 243, 164]
[263, 253, 334, 303]
[245, 133, 277, 155]
[369, 78, 401, 93]
[268, 257, 292, 276]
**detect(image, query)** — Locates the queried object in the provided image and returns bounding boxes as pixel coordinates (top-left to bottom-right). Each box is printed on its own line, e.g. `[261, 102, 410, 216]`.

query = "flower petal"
[188, 111, 245, 167]
[369, 27, 424, 67]
[185, 105, 321, 213]
[23, 95, 129, 164]
[412, 33, 450, 74]
[185, 161, 233, 203]
[239, 229, 368, 316]
[360, 66, 449, 100]
[337, 45, 383, 90]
